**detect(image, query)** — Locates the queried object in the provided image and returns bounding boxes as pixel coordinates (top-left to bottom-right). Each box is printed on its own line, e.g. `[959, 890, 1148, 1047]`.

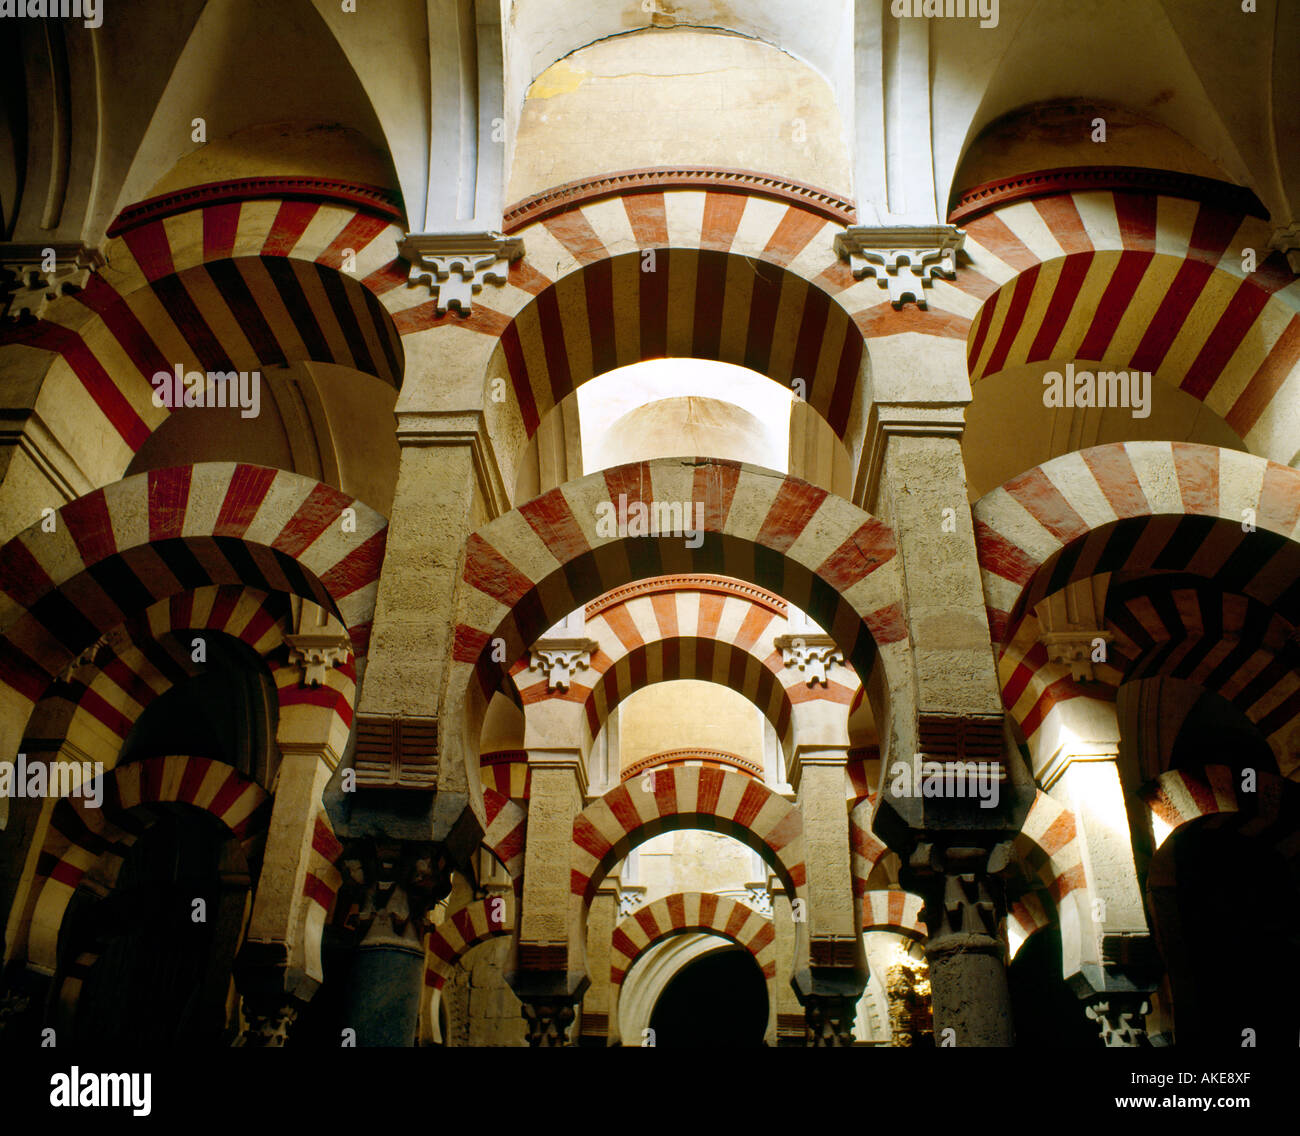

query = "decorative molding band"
[947, 166, 1269, 226]
[586, 574, 788, 620]
[480, 749, 528, 765]
[503, 166, 856, 232]
[621, 748, 765, 781]
[106, 177, 406, 237]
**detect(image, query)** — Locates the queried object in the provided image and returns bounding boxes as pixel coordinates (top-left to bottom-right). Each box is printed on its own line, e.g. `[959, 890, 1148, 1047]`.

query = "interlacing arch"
[0, 463, 388, 755]
[23, 755, 271, 973]
[609, 892, 775, 986]
[4, 187, 406, 480]
[482, 788, 527, 890]
[1008, 790, 1088, 957]
[448, 458, 906, 814]
[571, 767, 806, 907]
[962, 190, 1300, 463]
[975, 442, 1300, 757]
[511, 577, 860, 750]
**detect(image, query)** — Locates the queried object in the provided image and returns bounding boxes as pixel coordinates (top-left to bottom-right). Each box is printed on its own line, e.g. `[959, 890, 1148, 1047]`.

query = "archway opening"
[646, 944, 768, 1048]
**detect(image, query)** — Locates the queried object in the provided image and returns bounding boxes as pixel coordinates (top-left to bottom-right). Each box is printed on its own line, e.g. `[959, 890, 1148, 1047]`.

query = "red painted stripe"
[519, 488, 591, 564]
[318, 213, 390, 270]
[827, 323, 863, 437]
[4, 321, 151, 449]
[1129, 258, 1215, 373]
[390, 299, 511, 338]
[762, 207, 824, 266]
[1171, 442, 1219, 515]
[1113, 193, 1157, 251]
[1026, 252, 1094, 363]
[261, 200, 320, 257]
[1080, 445, 1148, 517]
[690, 249, 727, 362]
[756, 479, 827, 553]
[63, 489, 117, 565]
[742, 262, 782, 375]
[973, 518, 1040, 587]
[0, 536, 58, 607]
[790, 285, 831, 403]
[1032, 196, 1093, 255]
[981, 263, 1040, 377]
[693, 459, 741, 532]
[75, 274, 171, 382]
[317, 529, 387, 599]
[1002, 466, 1089, 543]
[967, 293, 999, 373]
[602, 463, 654, 520]
[77, 686, 134, 739]
[863, 601, 907, 645]
[272, 482, 352, 558]
[1226, 314, 1300, 436]
[964, 214, 1040, 271]
[733, 779, 768, 829]
[121, 221, 175, 281]
[208, 768, 254, 821]
[463, 533, 535, 607]
[650, 592, 678, 638]
[584, 257, 618, 378]
[722, 902, 749, 939]
[817, 519, 897, 589]
[1258, 461, 1300, 534]
[178, 756, 212, 807]
[214, 465, 277, 537]
[695, 765, 724, 816]
[700, 192, 745, 252]
[148, 466, 192, 541]
[499, 322, 539, 436]
[624, 193, 669, 247]
[303, 875, 336, 910]
[202, 202, 241, 261]
[638, 246, 670, 361]
[542, 210, 607, 265]
[1075, 250, 1154, 361]
[509, 258, 553, 296]
[633, 906, 662, 940]
[697, 592, 726, 640]
[534, 285, 573, 410]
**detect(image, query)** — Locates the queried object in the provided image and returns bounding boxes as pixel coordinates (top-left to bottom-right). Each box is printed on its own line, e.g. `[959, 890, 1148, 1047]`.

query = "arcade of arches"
[0, 0, 1298, 1049]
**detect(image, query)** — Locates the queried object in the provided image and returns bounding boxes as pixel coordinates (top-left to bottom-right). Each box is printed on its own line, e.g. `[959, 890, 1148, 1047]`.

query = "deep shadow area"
[647, 946, 768, 1047]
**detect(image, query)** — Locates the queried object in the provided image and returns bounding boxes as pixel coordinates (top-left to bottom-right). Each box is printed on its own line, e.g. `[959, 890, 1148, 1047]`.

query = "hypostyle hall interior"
[0, 0, 1297, 1050]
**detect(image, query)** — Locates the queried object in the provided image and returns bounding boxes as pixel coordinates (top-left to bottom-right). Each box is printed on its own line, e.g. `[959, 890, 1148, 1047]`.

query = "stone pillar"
[507, 727, 589, 1045]
[340, 840, 450, 1047]
[786, 698, 867, 1045]
[1031, 687, 1159, 1038]
[581, 878, 619, 1046]
[902, 840, 1016, 1047]
[861, 350, 1034, 1047]
[769, 883, 807, 1047]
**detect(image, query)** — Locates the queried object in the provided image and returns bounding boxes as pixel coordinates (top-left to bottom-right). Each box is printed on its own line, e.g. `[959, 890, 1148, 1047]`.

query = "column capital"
[857, 400, 968, 513]
[833, 225, 964, 309]
[392, 409, 510, 519]
[0, 242, 104, 325]
[397, 231, 524, 314]
[802, 993, 859, 1047]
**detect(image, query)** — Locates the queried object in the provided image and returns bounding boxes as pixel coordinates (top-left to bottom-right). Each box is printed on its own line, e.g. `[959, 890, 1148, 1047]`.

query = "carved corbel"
[398, 232, 524, 314]
[833, 225, 964, 309]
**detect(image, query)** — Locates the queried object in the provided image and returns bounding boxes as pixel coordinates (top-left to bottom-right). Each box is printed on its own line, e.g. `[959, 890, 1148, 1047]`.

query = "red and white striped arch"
[24, 754, 271, 971]
[482, 788, 527, 889]
[609, 892, 775, 985]
[974, 442, 1300, 650]
[0, 463, 387, 757]
[1106, 581, 1300, 772]
[448, 458, 906, 811]
[571, 767, 806, 906]
[1140, 764, 1297, 852]
[5, 188, 406, 483]
[394, 184, 978, 448]
[511, 579, 860, 749]
[963, 191, 1300, 463]
[860, 889, 925, 941]
[424, 892, 516, 992]
[23, 586, 297, 770]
